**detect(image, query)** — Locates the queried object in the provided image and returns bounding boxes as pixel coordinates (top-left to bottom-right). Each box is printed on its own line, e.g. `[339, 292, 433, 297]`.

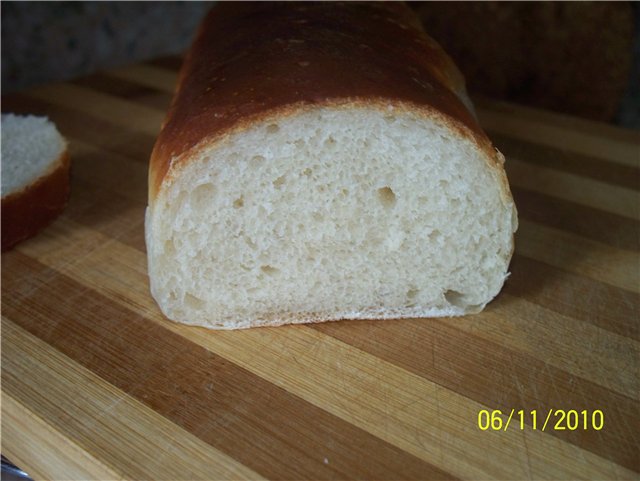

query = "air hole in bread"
[273, 175, 286, 189]
[302, 168, 313, 177]
[377, 186, 396, 208]
[185, 293, 205, 310]
[406, 288, 419, 304]
[244, 236, 257, 249]
[164, 239, 176, 256]
[324, 136, 336, 147]
[191, 183, 214, 210]
[444, 289, 470, 308]
[233, 196, 244, 208]
[384, 115, 396, 124]
[266, 123, 280, 134]
[261, 265, 279, 276]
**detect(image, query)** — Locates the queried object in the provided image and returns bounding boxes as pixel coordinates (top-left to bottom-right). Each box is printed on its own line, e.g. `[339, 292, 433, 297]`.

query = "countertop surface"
[1, 57, 639, 480]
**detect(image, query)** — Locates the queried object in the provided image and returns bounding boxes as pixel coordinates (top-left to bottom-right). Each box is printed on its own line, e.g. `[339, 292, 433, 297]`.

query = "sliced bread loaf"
[145, 2, 518, 329]
[1, 113, 70, 251]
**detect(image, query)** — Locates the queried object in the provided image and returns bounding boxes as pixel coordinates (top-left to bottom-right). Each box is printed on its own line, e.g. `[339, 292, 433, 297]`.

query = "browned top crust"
[150, 1, 493, 200]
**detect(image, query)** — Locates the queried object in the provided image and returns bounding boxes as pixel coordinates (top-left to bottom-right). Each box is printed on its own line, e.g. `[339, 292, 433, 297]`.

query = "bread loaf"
[1, 114, 70, 252]
[145, 2, 518, 329]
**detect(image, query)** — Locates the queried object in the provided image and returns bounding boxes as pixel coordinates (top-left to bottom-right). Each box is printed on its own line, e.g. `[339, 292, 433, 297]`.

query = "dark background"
[2, 1, 639, 128]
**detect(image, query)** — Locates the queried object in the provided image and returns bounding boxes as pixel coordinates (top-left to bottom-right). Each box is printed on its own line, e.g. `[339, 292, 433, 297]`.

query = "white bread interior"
[1, 113, 66, 198]
[146, 104, 517, 329]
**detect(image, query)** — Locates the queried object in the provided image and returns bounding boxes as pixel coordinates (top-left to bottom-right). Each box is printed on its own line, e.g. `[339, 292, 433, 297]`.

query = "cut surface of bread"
[1, 113, 70, 251]
[147, 103, 517, 329]
[146, 2, 518, 329]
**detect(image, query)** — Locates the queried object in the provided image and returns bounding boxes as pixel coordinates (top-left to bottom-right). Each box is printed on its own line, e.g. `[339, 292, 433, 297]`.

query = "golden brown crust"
[149, 1, 502, 201]
[1, 149, 71, 252]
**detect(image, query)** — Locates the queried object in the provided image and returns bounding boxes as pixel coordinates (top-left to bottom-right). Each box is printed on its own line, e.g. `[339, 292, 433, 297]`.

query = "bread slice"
[1, 114, 70, 251]
[145, 2, 518, 329]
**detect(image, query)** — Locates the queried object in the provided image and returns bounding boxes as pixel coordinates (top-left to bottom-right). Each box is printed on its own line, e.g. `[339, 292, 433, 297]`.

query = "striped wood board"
[2, 57, 639, 480]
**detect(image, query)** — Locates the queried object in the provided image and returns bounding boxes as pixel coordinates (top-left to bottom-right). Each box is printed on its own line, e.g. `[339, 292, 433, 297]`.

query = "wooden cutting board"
[2, 57, 639, 480]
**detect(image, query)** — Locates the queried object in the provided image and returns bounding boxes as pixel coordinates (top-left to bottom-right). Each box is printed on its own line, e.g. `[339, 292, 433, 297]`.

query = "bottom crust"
[168, 304, 473, 330]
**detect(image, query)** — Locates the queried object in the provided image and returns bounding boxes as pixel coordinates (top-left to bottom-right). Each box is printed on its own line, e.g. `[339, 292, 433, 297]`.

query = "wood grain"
[2, 394, 120, 481]
[3, 318, 263, 481]
[474, 96, 640, 168]
[2, 56, 639, 480]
